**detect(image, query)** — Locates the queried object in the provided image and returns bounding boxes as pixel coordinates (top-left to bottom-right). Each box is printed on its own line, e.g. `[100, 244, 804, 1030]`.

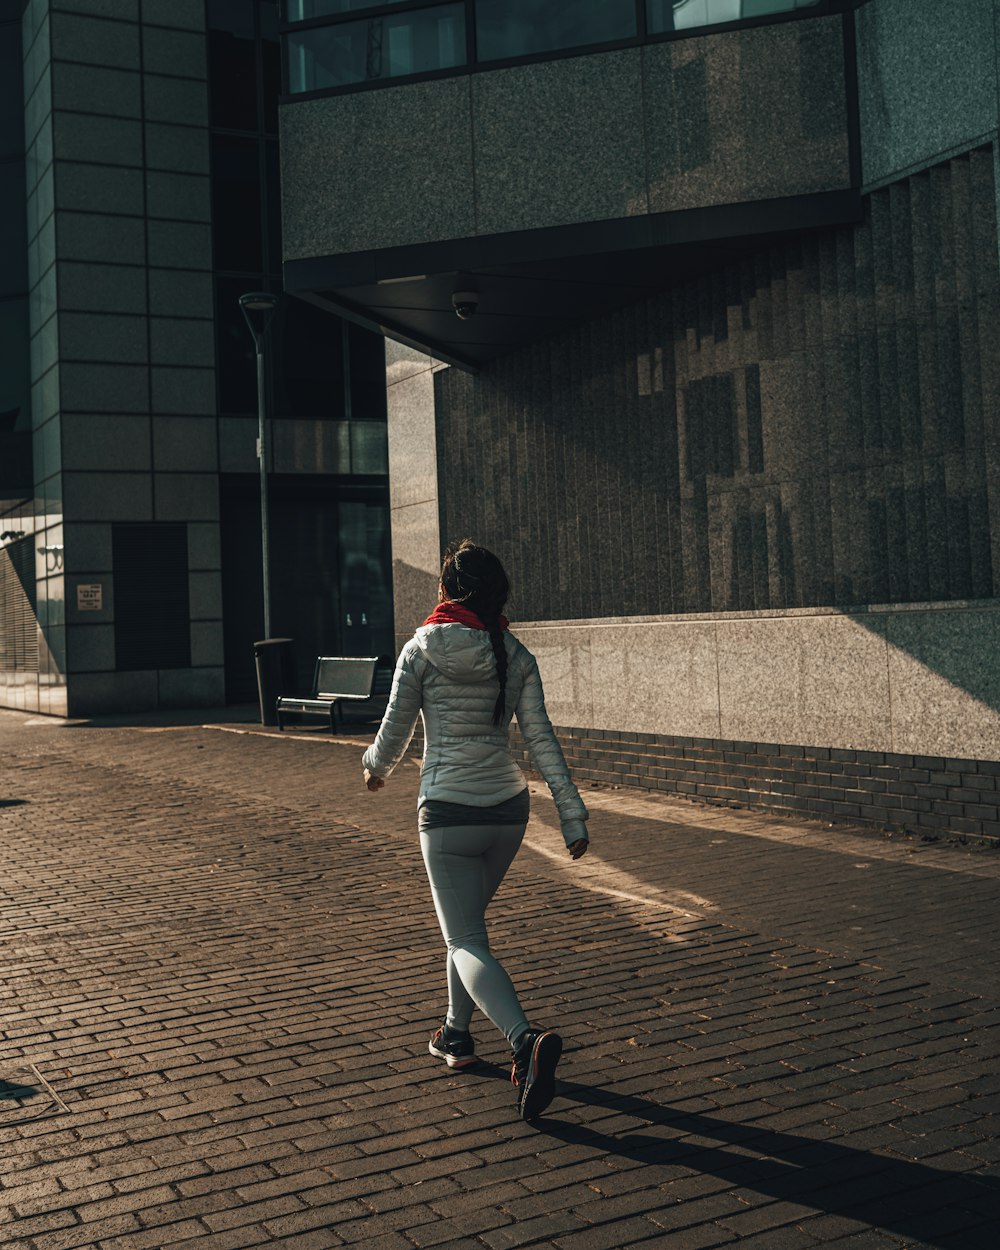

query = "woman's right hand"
[363, 768, 385, 792]
[568, 838, 588, 860]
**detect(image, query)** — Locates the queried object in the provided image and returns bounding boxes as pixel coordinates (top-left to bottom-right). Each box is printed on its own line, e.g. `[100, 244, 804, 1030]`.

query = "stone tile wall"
[435, 145, 1000, 623]
[281, 14, 850, 261]
[21, 0, 224, 714]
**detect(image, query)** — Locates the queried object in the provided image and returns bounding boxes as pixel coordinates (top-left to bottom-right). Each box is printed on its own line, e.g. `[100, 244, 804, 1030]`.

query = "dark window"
[216, 274, 262, 414]
[0, 296, 29, 434]
[272, 297, 346, 420]
[261, 3, 281, 132]
[112, 524, 191, 671]
[287, 4, 465, 91]
[475, 0, 636, 61]
[264, 140, 281, 273]
[207, 0, 259, 130]
[348, 322, 387, 422]
[0, 159, 27, 293]
[287, 0, 406, 18]
[0, 19, 23, 161]
[211, 136, 263, 272]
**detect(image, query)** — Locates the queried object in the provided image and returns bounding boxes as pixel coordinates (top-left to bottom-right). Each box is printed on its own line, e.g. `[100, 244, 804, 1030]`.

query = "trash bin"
[253, 637, 294, 726]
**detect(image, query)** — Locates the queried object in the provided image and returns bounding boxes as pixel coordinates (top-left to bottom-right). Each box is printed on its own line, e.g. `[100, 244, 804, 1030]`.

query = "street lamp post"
[239, 291, 279, 639]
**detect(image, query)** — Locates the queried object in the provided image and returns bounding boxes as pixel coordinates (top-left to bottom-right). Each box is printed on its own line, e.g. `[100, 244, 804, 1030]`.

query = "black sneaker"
[511, 1028, 562, 1119]
[428, 1023, 476, 1069]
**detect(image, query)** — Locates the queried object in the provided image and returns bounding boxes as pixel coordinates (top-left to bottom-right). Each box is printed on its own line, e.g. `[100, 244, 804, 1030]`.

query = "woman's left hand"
[568, 838, 588, 860]
[364, 769, 385, 792]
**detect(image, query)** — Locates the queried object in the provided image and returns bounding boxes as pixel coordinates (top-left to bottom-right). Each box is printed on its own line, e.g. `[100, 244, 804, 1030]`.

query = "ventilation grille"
[113, 524, 191, 672]
[0, 538, 38, 672]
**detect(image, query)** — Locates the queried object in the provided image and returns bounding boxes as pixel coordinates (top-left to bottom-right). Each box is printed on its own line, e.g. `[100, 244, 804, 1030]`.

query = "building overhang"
[283, 187, 863, 372]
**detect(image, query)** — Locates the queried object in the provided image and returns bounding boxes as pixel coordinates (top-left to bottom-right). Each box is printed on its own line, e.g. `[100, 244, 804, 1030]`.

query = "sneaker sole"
[520, 1031, 562, 1120]
[428, 1041, 476, 1069]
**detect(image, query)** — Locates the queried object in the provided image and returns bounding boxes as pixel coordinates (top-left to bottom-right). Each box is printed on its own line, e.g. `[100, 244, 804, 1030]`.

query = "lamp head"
[239, 292, 278, 312]
[239, 291, 279, 344]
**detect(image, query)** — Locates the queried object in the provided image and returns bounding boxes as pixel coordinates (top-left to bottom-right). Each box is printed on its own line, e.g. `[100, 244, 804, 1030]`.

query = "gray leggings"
[419, 822, 530, 1047]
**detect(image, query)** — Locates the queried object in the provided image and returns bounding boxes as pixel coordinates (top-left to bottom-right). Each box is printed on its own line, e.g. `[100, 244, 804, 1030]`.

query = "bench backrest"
[314, 656, 379, 699]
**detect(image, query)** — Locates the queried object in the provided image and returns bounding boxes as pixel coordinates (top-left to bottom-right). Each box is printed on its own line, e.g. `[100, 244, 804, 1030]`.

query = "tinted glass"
[0, 296, 29, 434]
[261, 17, 281, 131]
[287, 0, 403, 19]
[348, 323, 387, 422]
[207, 1, 258, 129]
[211, 136, 263, 272]
[287, 5, 465, 91]
[475, 0, 635, 61]
[272, 297, 346, 420]
[648, 0, 821, 33]
[0, 20, 23, 161]
[0, 158, 27, 293]
[215, 275, 261, 414]
[349, 421, 388, 474]
[264, 140, 282, 273]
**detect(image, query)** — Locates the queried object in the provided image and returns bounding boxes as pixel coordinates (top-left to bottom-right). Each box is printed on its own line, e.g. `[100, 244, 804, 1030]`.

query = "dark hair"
[440, 539, 510, 726]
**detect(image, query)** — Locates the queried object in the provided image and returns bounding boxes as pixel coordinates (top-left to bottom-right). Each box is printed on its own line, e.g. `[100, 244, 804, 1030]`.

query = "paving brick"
[1, 713, 998, 1250]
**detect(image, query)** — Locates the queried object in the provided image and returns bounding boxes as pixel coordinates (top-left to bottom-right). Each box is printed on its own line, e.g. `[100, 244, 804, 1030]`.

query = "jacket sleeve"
[362, 642, 423, 780]
[514, 654, 589, 846]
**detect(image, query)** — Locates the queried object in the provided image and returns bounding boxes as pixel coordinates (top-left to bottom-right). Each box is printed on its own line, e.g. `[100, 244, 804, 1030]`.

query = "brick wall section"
[509, 726, 1000, 845]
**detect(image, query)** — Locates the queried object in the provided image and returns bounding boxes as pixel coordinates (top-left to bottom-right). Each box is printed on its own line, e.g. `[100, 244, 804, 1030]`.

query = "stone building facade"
[0, 0, 393, 716]
[278, 0, 1000, 839]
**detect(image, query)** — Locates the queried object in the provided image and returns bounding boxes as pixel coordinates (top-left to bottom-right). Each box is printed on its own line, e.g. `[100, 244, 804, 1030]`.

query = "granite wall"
[280, 14, 850, 261]
[512, 603, 1000, 765]
[386, 339, 444, 653]
[856, 0, 999, 191]
[21, 0, 225, 715]
[435, 145, 1000, 624]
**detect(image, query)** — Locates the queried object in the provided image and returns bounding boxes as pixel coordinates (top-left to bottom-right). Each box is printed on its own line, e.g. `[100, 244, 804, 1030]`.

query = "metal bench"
[275, 656, 379, 733]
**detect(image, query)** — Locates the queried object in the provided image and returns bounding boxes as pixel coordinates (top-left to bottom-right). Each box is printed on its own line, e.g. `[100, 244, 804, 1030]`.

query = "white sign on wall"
[77, 583, 103, 612]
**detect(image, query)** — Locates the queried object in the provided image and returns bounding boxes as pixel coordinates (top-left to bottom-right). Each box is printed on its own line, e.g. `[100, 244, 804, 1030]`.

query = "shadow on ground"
[460, 1063, 997, 1248]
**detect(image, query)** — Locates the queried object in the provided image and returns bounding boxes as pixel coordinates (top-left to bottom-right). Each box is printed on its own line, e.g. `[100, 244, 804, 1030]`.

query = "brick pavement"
[1, 707, 998, 1249]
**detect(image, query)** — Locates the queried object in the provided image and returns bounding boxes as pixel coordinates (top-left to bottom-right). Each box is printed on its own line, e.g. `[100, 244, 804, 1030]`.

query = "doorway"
[220, 474, 393, 702]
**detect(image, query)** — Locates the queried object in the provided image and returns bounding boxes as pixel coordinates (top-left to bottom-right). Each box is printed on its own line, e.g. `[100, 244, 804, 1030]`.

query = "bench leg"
[329, 702, 338, 734]
[275, 699, 283, 731]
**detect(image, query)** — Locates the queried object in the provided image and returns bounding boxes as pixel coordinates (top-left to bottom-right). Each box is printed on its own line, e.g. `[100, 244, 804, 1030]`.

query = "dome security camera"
[452, 290, 479, 320]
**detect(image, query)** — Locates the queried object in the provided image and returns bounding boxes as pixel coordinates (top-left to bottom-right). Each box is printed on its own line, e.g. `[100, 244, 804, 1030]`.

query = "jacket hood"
[415, 623, 502, 683]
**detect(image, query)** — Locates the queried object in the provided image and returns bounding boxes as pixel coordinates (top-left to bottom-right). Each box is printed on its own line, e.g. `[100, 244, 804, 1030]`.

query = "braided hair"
[440, 539, 510, 726]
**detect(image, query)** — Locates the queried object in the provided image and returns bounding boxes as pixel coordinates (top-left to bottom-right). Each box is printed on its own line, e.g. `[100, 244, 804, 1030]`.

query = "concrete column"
[385, 340, 445, 655]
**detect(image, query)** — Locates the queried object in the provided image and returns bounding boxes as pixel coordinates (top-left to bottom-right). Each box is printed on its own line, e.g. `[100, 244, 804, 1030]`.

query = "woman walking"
[362, 539, 589, 1120]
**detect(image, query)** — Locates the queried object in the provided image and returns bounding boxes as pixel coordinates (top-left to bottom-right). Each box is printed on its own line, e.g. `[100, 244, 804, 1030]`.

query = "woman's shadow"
[466, 1062, 998, 1248]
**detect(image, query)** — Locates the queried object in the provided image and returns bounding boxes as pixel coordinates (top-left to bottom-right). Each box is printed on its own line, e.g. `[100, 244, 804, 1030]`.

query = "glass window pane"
[207, 1, 258, 129]
[349, 421, 388, 474]
[210, 136, 263, 272]
[287, 1, 404, 19]
[261, 10, 281, 132]
[475, 0, 635, 62]
[287, 5, 465, 92]
[0, 20, 23, 161]
[648, 0, 821, 34]
[0, 158, 27, 293]
[272, 298, 346, 420]
[0, 297, 30, 435]
[264, 140, 282, 274]
[215, 275, 261, 415]
[348, 323, 387, 422]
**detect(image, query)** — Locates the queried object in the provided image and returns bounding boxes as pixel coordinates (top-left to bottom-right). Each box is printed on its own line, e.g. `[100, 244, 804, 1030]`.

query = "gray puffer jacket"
[363, 623, 588, 846]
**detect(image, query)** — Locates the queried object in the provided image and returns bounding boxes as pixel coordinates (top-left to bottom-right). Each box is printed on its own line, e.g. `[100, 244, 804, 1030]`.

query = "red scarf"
[423, 602, 509, 631]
